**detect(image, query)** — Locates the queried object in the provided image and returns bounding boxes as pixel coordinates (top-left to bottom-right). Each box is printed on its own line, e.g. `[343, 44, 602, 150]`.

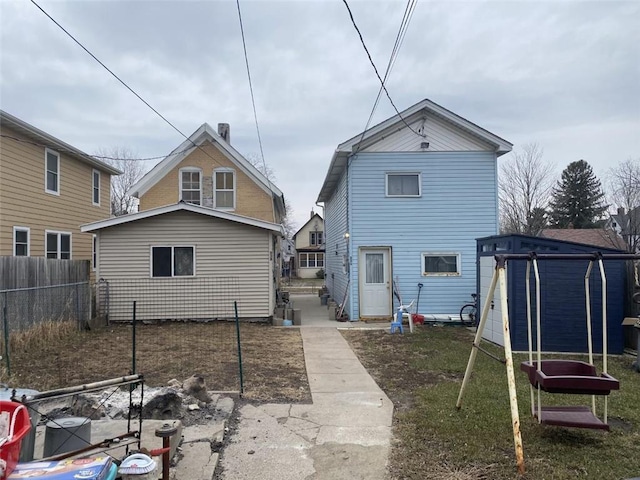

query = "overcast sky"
[1, 0, 638, 230]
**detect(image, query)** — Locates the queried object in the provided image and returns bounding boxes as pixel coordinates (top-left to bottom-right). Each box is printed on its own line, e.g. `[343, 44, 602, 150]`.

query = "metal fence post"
[132, 301, 137, 375]
[3, 291, 10, 376]
[234, 301, 244, 396]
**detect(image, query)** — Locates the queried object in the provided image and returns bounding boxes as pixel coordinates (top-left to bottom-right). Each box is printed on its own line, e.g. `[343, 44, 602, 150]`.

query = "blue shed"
[476, 234, 626, 354]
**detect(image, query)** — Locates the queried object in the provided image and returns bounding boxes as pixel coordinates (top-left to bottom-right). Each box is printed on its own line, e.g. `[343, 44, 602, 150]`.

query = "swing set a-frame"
[456, 252, 640, 475]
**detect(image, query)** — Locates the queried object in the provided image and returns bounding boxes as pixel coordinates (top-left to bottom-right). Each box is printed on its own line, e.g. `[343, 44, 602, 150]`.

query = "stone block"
[292, 309, 302, 325]
[328, 306, 337, 320]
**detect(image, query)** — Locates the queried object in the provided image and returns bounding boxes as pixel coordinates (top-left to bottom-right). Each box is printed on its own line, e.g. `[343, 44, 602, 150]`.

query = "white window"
[179, 168, 202, 205]
[422, 252, 460, 276]
[92, 234, 97, 271]
[386, 173, 421, 197]
[299, 252, 324, 268]
[13, 227, 30, 256]
[45, 149, 60, 194]
[151, 246, 195, 277]
[214, 168, 235, 209]
[310, 231, 323, 246]
[92, 169, 101, 206]
[46, 231, 71, 259]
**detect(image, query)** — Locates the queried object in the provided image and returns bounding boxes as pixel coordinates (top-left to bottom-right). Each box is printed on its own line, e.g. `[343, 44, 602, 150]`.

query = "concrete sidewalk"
[219, 295, 393, 479]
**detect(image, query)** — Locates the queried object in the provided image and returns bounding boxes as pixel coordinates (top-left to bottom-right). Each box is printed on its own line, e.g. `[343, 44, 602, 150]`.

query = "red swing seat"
[520, 360, 620, 395]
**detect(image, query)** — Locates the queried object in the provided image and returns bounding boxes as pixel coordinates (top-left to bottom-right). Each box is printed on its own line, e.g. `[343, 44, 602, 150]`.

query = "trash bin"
[320, 294, 329, 306]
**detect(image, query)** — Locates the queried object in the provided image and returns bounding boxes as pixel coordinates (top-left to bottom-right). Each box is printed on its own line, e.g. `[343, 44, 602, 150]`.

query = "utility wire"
[341, 0, 424, 140]
[236, 0, 276, 222]
[354, 0, 418, 154]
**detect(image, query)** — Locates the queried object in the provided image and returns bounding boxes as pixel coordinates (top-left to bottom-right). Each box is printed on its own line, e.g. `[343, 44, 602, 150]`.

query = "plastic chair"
[390, 308, 404, 334]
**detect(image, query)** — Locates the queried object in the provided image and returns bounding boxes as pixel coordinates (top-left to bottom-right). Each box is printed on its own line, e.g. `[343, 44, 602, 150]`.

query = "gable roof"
[317, 98, 513, 202]
[127, 123, 283, 202]
[540, 228, 627, 251]
[293, 213, 323, 239]
[81, 202, 284, 235]
[0, 110, 122, 175]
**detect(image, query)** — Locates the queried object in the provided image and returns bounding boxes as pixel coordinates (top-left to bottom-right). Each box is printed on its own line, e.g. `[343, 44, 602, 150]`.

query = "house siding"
[364, 114, 493, 152]
[97, 211, 273, 320]
[349, 151, 498, 319]
[324, 169, 350, 316]
[139, 141, 277, 223]
[0, 126, 111, 265]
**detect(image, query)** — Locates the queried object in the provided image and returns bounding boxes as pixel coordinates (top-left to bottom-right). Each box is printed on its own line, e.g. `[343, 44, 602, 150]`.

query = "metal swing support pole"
[456, 259, 525, 475]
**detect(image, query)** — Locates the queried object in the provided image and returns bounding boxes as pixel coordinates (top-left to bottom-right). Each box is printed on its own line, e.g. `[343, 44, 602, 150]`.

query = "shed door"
[359, 248, 391, 317]
[479, 255, 505, 346]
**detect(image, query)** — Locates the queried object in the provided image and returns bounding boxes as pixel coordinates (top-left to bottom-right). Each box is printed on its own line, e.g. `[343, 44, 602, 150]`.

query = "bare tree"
[607, 158, 640, 252]
[94, 147, 146, 216]
[499, 143, 556, 235]
[245, 153, 297, 238]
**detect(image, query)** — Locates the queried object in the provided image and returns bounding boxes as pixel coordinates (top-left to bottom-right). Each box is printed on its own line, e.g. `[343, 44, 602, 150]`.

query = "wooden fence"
[0, 256, 89, 290]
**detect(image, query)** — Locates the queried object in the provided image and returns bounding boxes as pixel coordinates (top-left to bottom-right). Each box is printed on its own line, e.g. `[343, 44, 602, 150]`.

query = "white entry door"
[359, 248, 391, 317]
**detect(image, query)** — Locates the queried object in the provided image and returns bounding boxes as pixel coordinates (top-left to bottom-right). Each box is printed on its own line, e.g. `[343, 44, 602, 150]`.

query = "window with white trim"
[299, 252, 324, 268]
[421, 253, 460, 276]
[310, 231, 323, 246]
[13, 227, 30, 256]
[386, 173, 421, 197]
[92, 169, 101, 205]
[151, 246, 195, 277]
[214, 168, 235, 209]
[179, 168, 202, 205]
[46, 231, 71, 259]
[92, 234, 97, 271]
[45, 149, 60, 194]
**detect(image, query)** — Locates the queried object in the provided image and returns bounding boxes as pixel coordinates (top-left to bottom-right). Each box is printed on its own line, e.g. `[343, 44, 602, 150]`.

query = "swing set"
[456, 252, 640, 474]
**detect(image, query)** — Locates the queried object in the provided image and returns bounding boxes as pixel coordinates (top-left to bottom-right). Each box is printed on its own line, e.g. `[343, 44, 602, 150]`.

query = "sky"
[1, 0, 638, 231]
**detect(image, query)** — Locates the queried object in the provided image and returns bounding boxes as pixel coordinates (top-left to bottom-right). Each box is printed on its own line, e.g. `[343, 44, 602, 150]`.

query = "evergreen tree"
[548, 160, 608, 228]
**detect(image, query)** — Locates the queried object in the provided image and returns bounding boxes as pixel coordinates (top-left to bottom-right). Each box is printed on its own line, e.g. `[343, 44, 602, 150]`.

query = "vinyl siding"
[349, 151, 498, 319]
[0, 126, 112, 266]
[364, 114, 493, 152]
[97, 211, 273, 320]
[324, 169, 350, 317]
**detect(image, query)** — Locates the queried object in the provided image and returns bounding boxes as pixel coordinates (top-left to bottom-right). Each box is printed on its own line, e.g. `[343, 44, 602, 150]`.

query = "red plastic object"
[534, 405, 610, 430]
[0, 401, 31, 480]
[411, 314, 425, 325]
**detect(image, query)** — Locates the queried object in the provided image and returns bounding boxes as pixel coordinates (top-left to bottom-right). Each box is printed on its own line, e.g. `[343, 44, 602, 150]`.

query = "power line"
[236, 0, 276, 223]
[341, 0, 424, 141]
[354, 0, 418, 153]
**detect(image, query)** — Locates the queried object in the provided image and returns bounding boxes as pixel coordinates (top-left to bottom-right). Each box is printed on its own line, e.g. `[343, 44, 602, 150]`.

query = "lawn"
[343, 326, 639, 480]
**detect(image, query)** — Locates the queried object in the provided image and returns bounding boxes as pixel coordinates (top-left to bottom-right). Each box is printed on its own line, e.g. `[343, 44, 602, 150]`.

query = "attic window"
[214, 168, 235, 209]
[180, 168, 202, 205]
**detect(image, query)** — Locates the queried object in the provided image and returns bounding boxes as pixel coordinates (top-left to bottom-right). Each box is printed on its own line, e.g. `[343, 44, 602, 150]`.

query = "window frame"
[13, 226, 30, 256]
[213, 167, 236, 210]
[45, 148, 60, 195]
[149, 245, 196, 278]
[299, 252, 324, 268]
[421, 252, 461, 276]
[385, 172, 421, 198]
[310, 231, 323, 246]
[179, 167, 202, 205]
[92, 169, 101, 206]
[45, 230, 72, 259]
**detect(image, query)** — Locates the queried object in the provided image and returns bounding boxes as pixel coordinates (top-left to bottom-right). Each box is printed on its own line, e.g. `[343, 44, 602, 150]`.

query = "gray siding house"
[317, 98, 512, 321]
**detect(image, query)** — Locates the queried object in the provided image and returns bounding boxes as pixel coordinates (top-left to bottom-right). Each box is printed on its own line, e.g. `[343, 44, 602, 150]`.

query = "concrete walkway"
[219, 294, 393, 479]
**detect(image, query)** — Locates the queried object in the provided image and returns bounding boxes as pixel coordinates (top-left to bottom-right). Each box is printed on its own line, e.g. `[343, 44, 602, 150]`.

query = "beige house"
[0, 110, 120, 266]
[293, 212, 325, 279]
[84, 122, 287, 321]
[81, 203, 284, 320]
[128, 122, 285, 224]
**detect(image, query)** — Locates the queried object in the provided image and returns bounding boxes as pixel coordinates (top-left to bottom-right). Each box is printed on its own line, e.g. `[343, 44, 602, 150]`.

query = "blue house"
[316, 99, 512, 321]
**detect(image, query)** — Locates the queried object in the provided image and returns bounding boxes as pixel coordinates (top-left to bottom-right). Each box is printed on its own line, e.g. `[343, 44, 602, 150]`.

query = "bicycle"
[459, 293, 478, 326]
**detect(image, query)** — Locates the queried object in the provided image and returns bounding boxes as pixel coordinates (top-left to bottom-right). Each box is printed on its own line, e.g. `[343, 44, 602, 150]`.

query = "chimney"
[310, 209, 314, 219]
[617, 207, 625, 217]
[218, 123, 230, 143]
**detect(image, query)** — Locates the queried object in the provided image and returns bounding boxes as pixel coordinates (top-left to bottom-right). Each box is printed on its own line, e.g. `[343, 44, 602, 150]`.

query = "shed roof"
[316, 98, 513, 202]
[540, 229, 627, 251]
[0, 110, 122, 175]
[81, 202, 284, 235]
